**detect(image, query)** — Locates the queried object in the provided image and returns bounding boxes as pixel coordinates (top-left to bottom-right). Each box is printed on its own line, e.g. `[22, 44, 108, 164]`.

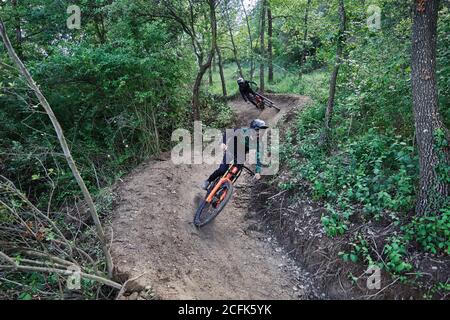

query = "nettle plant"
[383, 236, 413, 275]
[307, 129, 416, 236]
[403, 207, 450, 255]
[338, 233, 376, 265]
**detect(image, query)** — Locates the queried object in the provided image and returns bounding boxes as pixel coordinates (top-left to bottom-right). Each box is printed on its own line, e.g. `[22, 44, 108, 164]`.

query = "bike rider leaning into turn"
[237, 77, 258, 107]
[201, 119, 268, 190]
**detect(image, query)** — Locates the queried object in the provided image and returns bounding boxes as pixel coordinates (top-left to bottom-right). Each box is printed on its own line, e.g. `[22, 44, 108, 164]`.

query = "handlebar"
[242, 165, 254, 175]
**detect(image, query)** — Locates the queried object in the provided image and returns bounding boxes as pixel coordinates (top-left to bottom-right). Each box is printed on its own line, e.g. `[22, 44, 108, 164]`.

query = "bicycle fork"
[205, 166, 238, 203]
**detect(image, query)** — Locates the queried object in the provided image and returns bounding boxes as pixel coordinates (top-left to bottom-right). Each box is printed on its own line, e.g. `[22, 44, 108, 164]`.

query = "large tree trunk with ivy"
[411, 0, 449, 215]
[323, 0, 346, 147]
[0, 20, 114, 278]
[267, 6, 273, 83]
[259, 0, 266, 92]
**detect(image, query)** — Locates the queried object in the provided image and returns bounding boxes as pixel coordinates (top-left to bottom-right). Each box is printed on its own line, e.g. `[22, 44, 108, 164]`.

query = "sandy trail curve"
[111, 94, 311, 299]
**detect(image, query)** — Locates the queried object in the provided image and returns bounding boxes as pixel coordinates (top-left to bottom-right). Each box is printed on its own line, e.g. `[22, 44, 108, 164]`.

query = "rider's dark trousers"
[246, 93, 258, 107]
[207, 154, 243, 183]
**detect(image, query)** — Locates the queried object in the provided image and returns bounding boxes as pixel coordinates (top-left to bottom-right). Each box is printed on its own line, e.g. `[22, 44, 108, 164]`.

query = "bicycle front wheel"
[193, 180, 234, 227]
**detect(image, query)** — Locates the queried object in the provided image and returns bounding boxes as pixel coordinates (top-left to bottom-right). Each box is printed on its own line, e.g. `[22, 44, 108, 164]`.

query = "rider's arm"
[255, 148, 262, 174]
[247, 135, 262, 174]
[246, 81, 257, 95]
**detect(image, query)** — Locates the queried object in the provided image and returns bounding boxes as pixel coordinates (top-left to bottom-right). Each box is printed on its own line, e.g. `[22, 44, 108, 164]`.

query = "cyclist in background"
[237, 77, 258, 107]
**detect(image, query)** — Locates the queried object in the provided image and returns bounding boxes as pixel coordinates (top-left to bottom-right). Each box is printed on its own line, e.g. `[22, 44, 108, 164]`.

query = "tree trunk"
[11, 0, 23, 59]
[267, 6, 273, 83]
[224, 0, 243, 78]
[208, 58, 213, 85]
[192, 65, 208, 121]
[299, 0, 311, 76]
[216, 44, 227, 97]
[240, 0, 254, 80]
[259, 0, 266, 92]
[411, 0, 449, 215]
[0, 20, 114, 278]
[323, 0, 346, 147]
[191, 0, 217, 121]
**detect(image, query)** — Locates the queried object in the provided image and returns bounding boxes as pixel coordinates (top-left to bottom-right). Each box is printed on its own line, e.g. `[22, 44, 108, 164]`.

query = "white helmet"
[237, 77, 244, 84]
[250, 119, 268, 130]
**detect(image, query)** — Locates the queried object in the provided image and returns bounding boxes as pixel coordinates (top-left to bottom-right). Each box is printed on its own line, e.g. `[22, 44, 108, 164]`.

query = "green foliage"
[209, 62, 328, 101]
[339, 233, 375, 265]
[437, 7, 450, 128]
[434, 128, 450, 186]
[1, 11, 196, 207]
[383, 236, 412, 274]
[403, 207, 450, 255]
[276, 0, 449, 295]
[1, 0, 449, 300]
[200, 93, 234, 129]
[283, 119, 417, 226]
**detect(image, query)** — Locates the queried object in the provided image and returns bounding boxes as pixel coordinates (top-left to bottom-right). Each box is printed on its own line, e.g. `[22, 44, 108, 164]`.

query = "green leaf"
[19, 292, 32, 300]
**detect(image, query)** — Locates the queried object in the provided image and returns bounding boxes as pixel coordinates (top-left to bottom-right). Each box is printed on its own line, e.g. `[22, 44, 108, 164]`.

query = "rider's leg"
[246, 94, 258, 107]
[201, 153, 229, 190]
[207, 163, 229, 183]
[201, 164, 228, 190]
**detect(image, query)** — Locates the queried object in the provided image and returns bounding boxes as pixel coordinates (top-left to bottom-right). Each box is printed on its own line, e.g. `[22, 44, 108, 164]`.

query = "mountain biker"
[237, 77, 258, 107]
[201, 119, 268, 190]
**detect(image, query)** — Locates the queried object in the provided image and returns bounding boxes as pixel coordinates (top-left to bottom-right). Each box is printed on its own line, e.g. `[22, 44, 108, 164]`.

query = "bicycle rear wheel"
[193, 180, 234, 227]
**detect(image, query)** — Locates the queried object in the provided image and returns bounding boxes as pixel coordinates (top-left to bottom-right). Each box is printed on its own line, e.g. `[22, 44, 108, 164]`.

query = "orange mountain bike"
[248, 83, 281, 111]
[193, 163, 253, 227]
[254, 93, 280, 111]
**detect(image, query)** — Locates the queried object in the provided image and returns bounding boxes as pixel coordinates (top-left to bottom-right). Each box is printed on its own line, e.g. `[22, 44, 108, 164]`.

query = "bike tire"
[193, 180, 234, 227]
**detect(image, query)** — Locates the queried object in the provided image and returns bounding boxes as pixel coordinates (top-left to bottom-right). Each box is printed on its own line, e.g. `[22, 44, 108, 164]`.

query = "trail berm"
[111, 94, 313, 300]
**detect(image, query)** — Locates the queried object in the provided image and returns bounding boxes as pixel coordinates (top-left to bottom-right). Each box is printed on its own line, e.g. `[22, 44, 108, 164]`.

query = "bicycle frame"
[205, 164, 252, 203]
[254, 92, 275, 104]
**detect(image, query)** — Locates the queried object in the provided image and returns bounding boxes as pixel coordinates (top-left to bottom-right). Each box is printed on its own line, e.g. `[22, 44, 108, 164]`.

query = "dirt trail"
[111, 94, 312, 299]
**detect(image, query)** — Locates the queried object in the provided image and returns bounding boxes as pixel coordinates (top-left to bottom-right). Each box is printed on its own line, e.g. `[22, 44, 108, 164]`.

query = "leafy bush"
[282, 117, 418, 236]
[404, 208, 450, 255]
[383, 236, 413, 274]
[200, 93, 234, 129]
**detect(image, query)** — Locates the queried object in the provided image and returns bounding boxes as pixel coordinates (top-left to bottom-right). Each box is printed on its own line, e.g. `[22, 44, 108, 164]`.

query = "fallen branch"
[115, 272, 147, 299]
[0, 264, 122, 290]
[267, 189, 287, 200]
[0, 251, 17, 267]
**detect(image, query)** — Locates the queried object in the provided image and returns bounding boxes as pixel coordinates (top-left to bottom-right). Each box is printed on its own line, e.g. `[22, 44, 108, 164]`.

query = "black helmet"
[250, 119, 268, 130]
[237, 77, 244, 84]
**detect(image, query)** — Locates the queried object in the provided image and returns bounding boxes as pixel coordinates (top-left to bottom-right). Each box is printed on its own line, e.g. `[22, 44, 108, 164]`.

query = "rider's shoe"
[201, 180, 210, 190]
